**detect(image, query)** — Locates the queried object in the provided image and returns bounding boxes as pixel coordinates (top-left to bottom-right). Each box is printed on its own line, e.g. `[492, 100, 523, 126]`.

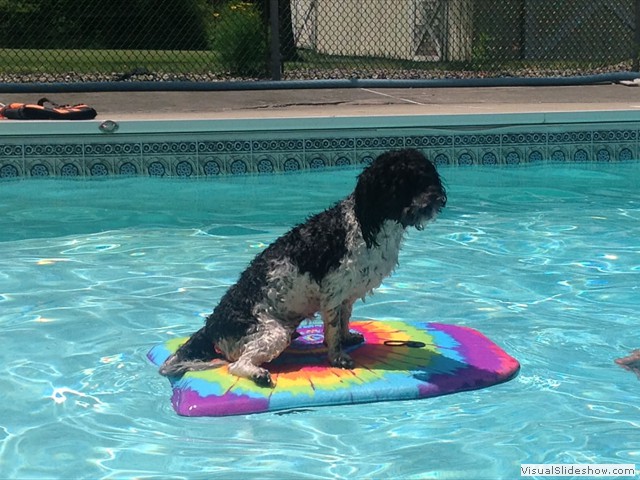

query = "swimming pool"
[1, 161, 638, 479]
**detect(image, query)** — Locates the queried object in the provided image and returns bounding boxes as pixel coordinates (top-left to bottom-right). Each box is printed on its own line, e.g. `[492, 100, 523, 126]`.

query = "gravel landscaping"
[0, 60, 633, 85]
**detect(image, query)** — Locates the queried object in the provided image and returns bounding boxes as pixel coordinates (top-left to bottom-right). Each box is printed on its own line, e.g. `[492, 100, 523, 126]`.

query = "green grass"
[0, 47, 632, 79]
[0, 49, 222, 74]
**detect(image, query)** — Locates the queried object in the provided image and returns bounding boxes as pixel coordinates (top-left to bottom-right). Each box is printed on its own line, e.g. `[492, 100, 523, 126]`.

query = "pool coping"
[3, 109, 640, 137]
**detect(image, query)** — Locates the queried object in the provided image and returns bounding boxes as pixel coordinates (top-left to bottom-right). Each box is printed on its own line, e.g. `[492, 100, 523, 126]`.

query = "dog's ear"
[354, 150, 414, 246]
[353, 169, 386, 247]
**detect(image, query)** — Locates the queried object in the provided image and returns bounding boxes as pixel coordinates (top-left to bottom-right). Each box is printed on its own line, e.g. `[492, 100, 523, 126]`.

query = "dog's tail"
[158, 326, 227, 377]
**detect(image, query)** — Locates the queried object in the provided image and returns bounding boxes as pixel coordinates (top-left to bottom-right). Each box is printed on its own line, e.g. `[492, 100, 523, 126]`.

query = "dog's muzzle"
[402, 193, 446, 229]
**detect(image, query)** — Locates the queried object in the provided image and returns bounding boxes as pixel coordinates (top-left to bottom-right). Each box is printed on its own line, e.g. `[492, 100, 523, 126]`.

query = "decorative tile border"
[1, 122, 639, 179]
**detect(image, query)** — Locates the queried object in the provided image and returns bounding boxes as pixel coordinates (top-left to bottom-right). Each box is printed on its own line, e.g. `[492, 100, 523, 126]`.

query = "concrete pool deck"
[3, 83, 640, 121]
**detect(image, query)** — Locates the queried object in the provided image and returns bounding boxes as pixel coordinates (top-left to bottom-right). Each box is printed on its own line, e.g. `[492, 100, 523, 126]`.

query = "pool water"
[1, 163, 639, 479]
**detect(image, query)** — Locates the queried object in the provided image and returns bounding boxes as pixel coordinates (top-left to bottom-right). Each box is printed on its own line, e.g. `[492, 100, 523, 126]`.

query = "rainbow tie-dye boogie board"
[148, 320, 519, 417]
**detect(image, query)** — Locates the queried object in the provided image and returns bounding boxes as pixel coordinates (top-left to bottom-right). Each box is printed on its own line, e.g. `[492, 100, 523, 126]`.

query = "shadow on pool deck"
[2, 83, 640, 121]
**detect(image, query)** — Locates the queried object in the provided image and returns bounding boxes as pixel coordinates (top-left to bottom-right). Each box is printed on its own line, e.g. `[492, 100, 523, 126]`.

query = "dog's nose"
[435, 193, 447, 208]
[428, 193, 445, 205]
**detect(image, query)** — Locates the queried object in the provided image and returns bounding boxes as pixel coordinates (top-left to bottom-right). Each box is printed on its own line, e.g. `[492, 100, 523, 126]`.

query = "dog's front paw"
[342, 331, 365, 347]
[252, 369, 274, 388]
[329, 351, 355, 369]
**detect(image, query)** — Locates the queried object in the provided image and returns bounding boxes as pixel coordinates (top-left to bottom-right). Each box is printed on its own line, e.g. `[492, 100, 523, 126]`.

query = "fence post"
[270, 0, 282, 80]
[447, 0, 473, 61]
[635, 0, 640, 71]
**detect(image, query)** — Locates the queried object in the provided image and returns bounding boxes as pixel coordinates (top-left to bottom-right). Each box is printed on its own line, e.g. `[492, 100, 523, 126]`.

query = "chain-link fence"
[0, 0, 638, 85]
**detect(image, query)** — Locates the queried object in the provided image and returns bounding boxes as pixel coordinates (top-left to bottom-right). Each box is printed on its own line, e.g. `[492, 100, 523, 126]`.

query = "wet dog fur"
[159, 148, 447, 387]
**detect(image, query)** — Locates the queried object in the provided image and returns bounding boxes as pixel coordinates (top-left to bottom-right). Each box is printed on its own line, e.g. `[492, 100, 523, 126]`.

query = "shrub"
[213, 1, 268, 77]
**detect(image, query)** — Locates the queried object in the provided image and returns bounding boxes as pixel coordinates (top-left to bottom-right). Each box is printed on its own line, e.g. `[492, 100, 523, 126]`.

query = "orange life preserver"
[0, 97, 97, 120]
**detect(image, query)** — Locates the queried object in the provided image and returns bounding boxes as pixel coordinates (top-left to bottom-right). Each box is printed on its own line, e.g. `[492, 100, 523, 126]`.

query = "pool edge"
[1, 109, 640, 178]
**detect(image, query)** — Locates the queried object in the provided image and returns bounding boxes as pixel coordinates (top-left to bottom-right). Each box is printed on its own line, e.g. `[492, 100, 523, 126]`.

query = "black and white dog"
[160, 148, 447, 387]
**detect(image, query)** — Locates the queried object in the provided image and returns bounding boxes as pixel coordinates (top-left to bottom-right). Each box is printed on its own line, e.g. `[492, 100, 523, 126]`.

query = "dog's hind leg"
[226, 317, 292, 387]
[159, 326, 221, 377]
